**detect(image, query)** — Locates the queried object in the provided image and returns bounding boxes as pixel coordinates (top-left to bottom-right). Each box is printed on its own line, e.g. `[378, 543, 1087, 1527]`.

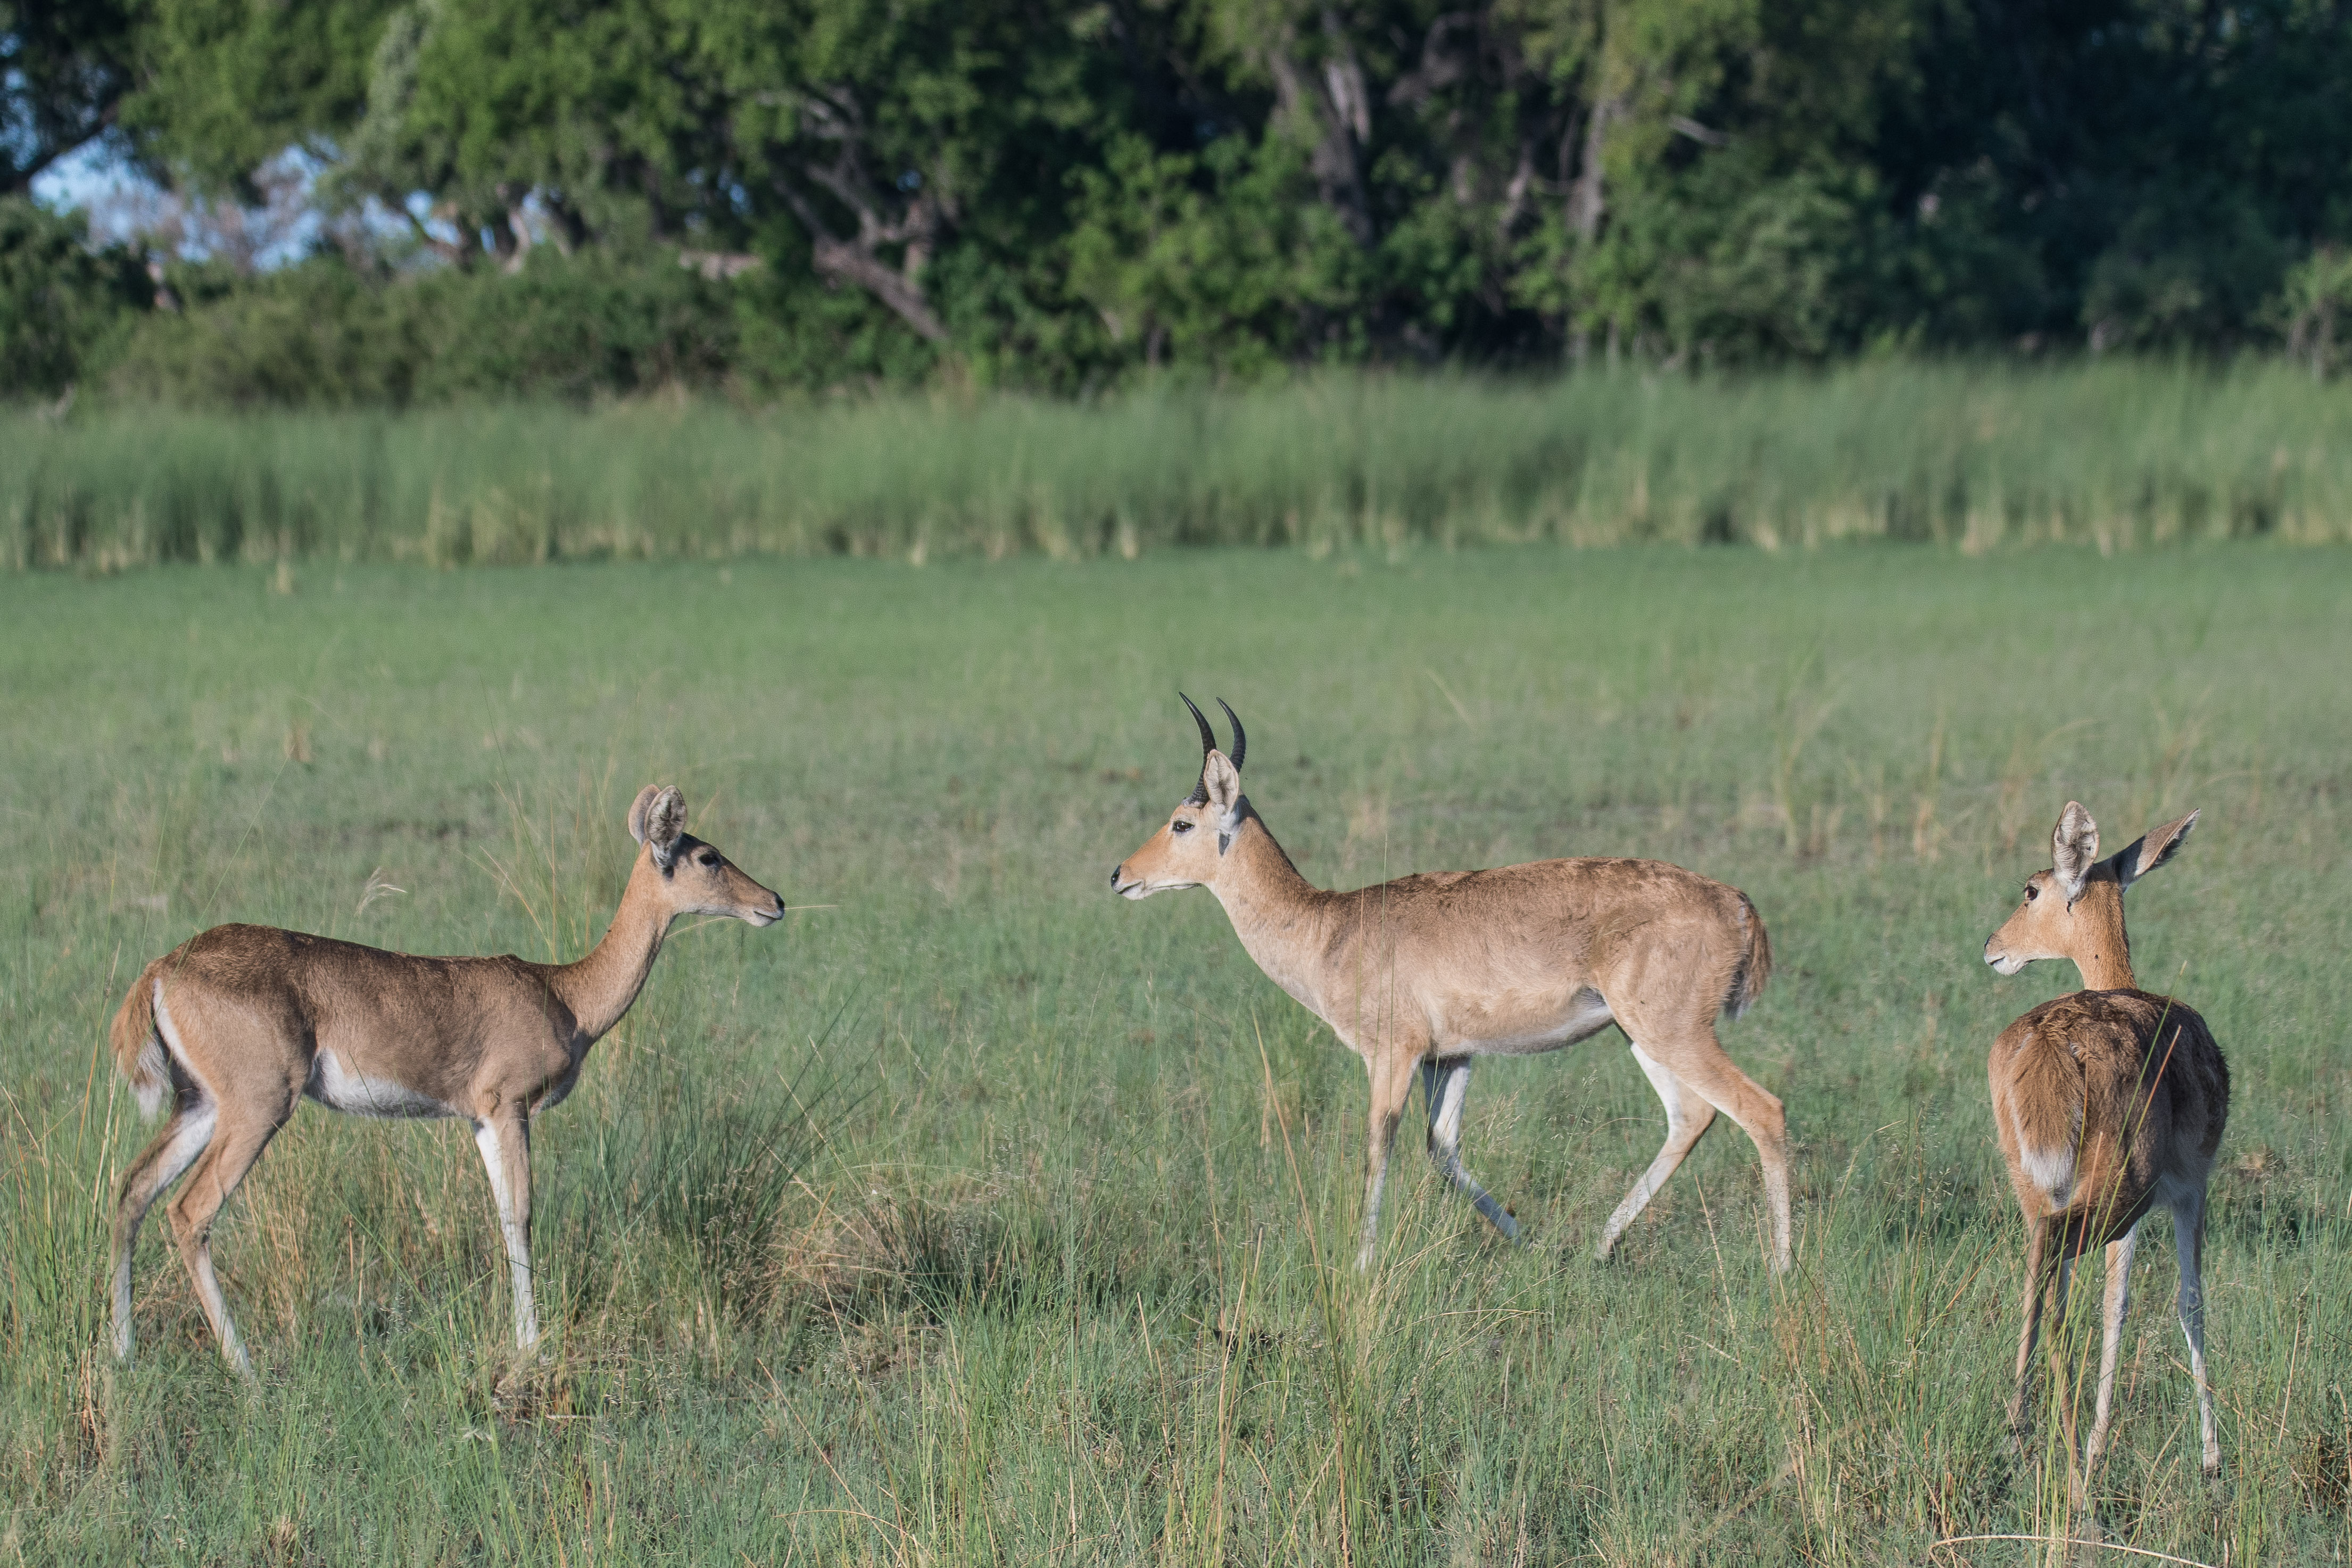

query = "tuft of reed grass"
[6, 360, 2352, 571]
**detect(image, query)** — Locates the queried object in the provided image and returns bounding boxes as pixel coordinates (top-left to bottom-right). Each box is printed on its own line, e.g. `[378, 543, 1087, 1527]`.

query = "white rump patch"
[308, 1050, 446, 1118]
[145, 983, 186, 1121]
[2021, 1143, 2076, 1205]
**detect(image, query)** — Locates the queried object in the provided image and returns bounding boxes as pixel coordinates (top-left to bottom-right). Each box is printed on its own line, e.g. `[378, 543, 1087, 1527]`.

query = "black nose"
[1108, 864, 1121, 889]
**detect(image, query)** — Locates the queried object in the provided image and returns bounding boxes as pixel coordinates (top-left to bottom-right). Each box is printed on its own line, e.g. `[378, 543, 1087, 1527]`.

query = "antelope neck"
[2068, 885, 2136, 992]
[1208, 815, 1328, 960]
[551, 856, 675, 1041]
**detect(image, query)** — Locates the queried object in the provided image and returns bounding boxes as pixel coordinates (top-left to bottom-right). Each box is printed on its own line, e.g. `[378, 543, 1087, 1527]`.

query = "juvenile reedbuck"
[1112, 698, 1791, 1272]
[1983, 802, 2228, 1479]
[109, 786, 784, 1375]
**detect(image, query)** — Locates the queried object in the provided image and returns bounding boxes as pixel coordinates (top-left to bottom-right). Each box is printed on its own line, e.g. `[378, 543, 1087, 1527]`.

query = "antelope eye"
[1170, 819, 1194, 834]
[2024, 884, 2038, 901]
[698, 849, 718, 867]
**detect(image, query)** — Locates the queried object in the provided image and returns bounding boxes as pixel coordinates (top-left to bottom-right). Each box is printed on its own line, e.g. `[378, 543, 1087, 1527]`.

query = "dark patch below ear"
[1218, 795, 1252, 856]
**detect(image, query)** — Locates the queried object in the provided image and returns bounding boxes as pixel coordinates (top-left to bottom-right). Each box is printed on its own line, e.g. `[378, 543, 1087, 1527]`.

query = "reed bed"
[6, 360, 2351, 571]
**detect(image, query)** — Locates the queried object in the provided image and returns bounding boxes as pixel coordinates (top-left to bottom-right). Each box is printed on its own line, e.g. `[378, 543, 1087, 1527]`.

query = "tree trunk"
[1270, 14, 1376, 247]
[1568, 96, 1624, 244]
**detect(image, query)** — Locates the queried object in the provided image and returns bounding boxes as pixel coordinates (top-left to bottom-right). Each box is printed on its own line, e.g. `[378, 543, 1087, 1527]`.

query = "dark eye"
[1170, 819, 1194, 835]
[2024, 884, 2038, 901]
[698, 849, 719, 867]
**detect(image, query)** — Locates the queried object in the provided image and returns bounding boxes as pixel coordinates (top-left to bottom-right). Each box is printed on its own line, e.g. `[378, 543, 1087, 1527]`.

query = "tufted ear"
[2112, 808, 2198, 891]
[2050, 801, 2099, 904]
[628, 785, 688, 867]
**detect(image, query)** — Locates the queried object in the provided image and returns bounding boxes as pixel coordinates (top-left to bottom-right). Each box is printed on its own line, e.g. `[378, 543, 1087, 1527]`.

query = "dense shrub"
[0, 200, 152, 397]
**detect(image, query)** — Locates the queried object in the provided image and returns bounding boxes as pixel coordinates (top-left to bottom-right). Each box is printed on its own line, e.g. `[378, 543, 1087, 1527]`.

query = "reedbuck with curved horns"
[1112, 697, 1792, 1272]
[1983, 801, 2229, 1480]
[108, 785, 784, 1376]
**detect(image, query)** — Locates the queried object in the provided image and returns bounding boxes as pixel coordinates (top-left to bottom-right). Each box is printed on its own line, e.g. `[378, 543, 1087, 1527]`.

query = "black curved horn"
[1179, 692, 1214, 803]
[1179, 692, 1218, 756]
[1217, 699, 1245, 770]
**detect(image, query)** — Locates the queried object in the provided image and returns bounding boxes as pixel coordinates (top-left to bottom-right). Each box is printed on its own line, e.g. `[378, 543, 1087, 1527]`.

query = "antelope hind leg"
[1595, 1043, 1717, 1263]
[111, 1097, 217, 1362]
[165, 1098, 292, 1380]
[1633, 1028, 1791, 1272]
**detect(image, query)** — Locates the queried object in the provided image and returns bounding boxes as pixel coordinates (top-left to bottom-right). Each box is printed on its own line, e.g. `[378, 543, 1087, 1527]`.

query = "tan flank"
[107, 785, 785, 1377]
[1983, 801, 2229, 1480]
[1112, 697, 1791, 1273]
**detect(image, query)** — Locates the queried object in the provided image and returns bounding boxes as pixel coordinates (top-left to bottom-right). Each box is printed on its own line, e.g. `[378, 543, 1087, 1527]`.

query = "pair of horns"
[1180, 694, 1245, 804]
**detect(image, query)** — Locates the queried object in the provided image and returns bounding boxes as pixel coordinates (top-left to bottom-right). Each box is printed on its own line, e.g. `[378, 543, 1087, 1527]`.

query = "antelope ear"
[2113, 808, 2198, 890]
[2051, 801, 2099, 902]
[631, 785, 688, 866]
[1200, 751, 1244, 850]
[628, 785, 662, 845]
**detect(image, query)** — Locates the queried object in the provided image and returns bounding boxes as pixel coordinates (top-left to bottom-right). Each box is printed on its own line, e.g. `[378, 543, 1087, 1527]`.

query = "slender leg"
[1355, 1053, 1417, 1271]
[1634, 1028, 1791, 1271]
[111, 1098, 217, 1362]
[474, 1111, 540, 1350]
[1422, 1058, 1520, 1243]
[2009, 1216, 2053, 1441]
[1595, 1043, 1718, 1263]
[2172, 1190, 2220, 1475]
[165, 1102, 292, 1379]
[2084, 1223, 2139, 1473]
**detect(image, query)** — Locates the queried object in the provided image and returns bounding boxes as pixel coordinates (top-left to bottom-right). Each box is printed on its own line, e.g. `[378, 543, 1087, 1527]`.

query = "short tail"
[110, 957, 175, 1122]
[1723, 894, 1773, 1019]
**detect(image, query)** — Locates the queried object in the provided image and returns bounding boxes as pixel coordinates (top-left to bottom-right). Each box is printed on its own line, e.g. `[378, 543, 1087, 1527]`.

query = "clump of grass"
[6, 359, 2351, 571]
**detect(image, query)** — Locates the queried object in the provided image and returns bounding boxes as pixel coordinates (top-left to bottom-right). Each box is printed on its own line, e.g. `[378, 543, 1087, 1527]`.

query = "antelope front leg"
[1423, 1058, 1520, 1243]
[473, 1109, 540, 1351]
[1355, 1053, 1418, 1271]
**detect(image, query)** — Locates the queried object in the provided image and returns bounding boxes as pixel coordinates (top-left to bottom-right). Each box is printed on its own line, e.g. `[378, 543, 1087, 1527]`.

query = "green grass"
[2, 543, 2349, 1564]
[9, 361, 2352, 571]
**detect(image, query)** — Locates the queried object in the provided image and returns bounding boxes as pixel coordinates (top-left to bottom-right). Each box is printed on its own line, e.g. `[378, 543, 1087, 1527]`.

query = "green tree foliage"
[6, 0, 2351, 401]
[1, 1, 140, 196]
[0, 199, 148, 393]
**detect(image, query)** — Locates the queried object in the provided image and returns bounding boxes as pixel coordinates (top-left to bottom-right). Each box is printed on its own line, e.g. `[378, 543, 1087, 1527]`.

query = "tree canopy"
[7, 0, 2352, 395]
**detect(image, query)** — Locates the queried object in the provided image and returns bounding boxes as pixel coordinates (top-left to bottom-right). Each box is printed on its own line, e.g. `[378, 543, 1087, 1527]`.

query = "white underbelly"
[306, 1050, 449, 1119]
[1447, 989, 1616, 1058]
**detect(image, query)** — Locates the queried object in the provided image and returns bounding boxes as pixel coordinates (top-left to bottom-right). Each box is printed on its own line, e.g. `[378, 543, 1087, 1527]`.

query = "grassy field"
[9, 361, 2352, 571]
[2, 543, 2349, 1564]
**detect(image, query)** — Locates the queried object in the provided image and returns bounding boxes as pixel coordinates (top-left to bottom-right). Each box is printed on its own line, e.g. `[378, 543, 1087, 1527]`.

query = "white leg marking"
[474, 1121, 539, 1350]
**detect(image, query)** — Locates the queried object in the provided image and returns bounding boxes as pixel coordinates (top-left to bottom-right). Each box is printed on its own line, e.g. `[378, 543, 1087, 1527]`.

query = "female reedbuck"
[1983, 802, 2228, 1478]
[1112, 698, 1792, 1272]
[109, 786, 784, 1376]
